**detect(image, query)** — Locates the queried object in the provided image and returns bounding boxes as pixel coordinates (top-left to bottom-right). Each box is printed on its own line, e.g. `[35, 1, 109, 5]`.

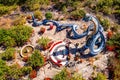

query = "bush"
[53, 68, 84, 80]
[0, 25, 33, 47]
[10, 25, 33, 46]
[38, 37, 51, 50]
[70, 9, 85, 20]
[25, 0, 40, 11]
[25, 0, 49, 11]
[99, 18, 110, 31]
[6, 64, 23, 80]
[109, 57, 120, 80]
[26, 0, 49, 5]
[0, 0, 19, 5]
[27, 50, 44, 68]
[97, 0, 113, 8]
[12, 15, 26, 26]
[0, 5, 17, 16]
[28, 3, 40, 11]
[34, 10, 43, 20]
[0, 59, 9, 79]
[0, 61, 32, 80]
[95, 0, 113, 15]
[101, 6, 112, 15]
[53, 68, 68, 80]
[70, 73, 84, 80]
[21, 66, 32, 75]
[94, 72, 107, 80]
[107, 32, 120, 53]
[45, 12, 53, 20]
[62, 6, 67, 13]
[1, 48, 16, 61]
[111, 24, 120, 32]
[3, 36, 16, 47]
[84, 0, 93, 7]
[0, 5, 9, 16]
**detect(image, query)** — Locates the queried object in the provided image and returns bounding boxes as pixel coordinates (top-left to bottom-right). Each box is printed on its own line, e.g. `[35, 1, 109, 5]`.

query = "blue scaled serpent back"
[31, 13, 106, 56]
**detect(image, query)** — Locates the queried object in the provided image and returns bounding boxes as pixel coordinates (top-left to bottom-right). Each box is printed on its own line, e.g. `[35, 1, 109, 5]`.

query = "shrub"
[0, 25, 33, 47]
[53, 68, 86, 80]
[0, 56, 33, 80]
[107, 32, 120, 53]
[6, 64, 23, 80]
[25, 0, 49, 11]
[27, 50, 44, 68]
[97, 0, 113, 8]
[45, 12, 53, 20]
[0, 5, 9, 16]
[25, 0, 40, 11]
[10, 25, 33, 46]
[53, 68, 68, 80]
[34, 10, 43, 20]
[102, 6, 112, 15]
[70, 73, 85, 80]
[0, 0, 19, 5]
[109, 57, 120, 80]
[3, 36, 16, 47]
[0, 59, 9, 79]
[0, 5, 17, 16]
[94, 72, 107, 80]
[28, 3, 40, 11]
[99, 18, 110, 31]
[62, 6, 67, 13]
[21, 66, 32, 75]
[26, 0, 49, 5]
[1, 48, 16, 61]
[12, 15, 26, 26]
[84, 0, 93, 7]
[111, 24, 120, 32]
[70, 9, 85, 20]
[37, 37, 51, 50]
[95, 0, 113, 15]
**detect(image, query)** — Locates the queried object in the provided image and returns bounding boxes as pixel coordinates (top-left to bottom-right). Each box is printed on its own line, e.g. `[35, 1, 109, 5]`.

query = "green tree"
[53, 68, 68, 80]
[38, 37, 50, 49]
[10, 25, 32, 46]
[1, 48, 16, 60]
[0, 5, 17, 16]
[6, 64, 23, 80]
[0, 59, 9, 80]
[0, 29, 16, 47]
[25, 0, 49, 11]
[12, 15, 26, 26]
[21, 66, 32, 75]
[45, 12, 53, 20]
[34, 10, 43, 20]
[96, 0, 113, 14]
[70, 73, 85, 80]
[0, 0, 19, 5]
[3, 36, 16, 47]
[94, 72, 107, 80]
[27, 50, 44, 68]
[0, 25, 32, 47]
[0, 29, 8, 45]
[70, 9, 85, 20]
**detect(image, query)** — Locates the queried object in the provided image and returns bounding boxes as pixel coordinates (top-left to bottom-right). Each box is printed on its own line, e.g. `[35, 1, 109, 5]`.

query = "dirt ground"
[25, 21, 112, 80]
[0, 15, 112, 80]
